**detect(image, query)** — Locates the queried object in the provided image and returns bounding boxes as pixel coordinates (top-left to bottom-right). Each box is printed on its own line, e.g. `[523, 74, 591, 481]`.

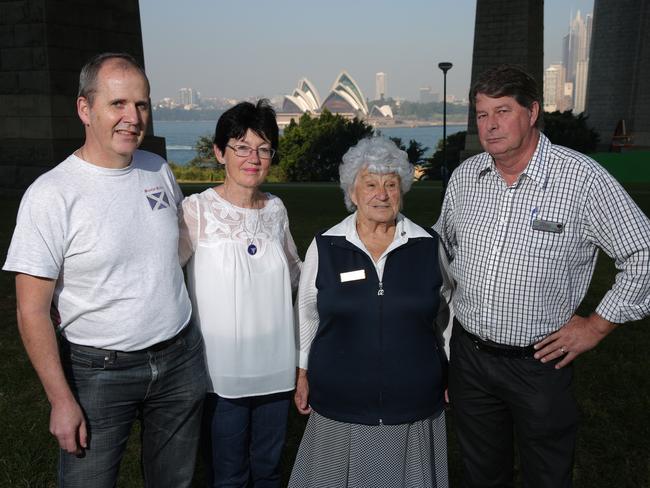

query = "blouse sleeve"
[178, 195, 199, 267]
[281, 208, 302, 294]
[436, 240, 454, 359]
[296, 238, 320, 369]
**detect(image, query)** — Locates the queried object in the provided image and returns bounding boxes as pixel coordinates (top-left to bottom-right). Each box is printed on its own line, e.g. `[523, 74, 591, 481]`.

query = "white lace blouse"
[179, 188, 302, 398]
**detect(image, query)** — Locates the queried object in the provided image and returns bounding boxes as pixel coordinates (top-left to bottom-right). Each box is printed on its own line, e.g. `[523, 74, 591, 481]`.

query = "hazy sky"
[139, 0, 593, 103]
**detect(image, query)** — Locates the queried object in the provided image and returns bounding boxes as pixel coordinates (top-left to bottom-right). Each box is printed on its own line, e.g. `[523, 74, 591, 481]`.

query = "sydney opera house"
[277, 71, 392, 127]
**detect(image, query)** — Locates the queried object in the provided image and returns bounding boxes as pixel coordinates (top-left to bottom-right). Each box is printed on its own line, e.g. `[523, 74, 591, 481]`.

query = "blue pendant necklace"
[224, 185, 261, 256]
[242, 205, 260, 256]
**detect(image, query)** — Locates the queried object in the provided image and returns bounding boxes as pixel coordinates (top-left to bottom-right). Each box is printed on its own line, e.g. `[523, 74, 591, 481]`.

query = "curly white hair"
[339, 137, 414, 212]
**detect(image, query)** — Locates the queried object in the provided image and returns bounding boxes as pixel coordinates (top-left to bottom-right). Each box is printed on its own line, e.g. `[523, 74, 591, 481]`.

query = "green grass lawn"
[0, 181, 648, 487]
[591, 151, 650, 182]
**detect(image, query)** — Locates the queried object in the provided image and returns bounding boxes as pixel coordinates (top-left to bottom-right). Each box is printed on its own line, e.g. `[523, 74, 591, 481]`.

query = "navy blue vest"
[308, 229, 446, 425]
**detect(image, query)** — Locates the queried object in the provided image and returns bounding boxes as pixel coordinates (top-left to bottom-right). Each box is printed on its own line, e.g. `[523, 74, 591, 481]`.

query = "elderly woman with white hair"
[288, 137, 449, 488]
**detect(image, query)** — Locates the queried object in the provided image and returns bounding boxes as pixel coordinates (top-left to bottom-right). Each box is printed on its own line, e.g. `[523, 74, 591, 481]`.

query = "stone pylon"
[585, 0, 650, 150]
[462, 0, 544, 158]
[0, 0, 165, 190]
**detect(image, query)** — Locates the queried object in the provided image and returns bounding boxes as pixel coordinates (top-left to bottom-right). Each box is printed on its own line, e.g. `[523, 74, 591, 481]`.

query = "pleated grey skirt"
[288, 410, 449, 488]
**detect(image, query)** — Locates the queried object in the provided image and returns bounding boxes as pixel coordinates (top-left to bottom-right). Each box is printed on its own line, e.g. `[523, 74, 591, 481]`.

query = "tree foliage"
[279, 110, 374, 182]
[194, 134, 217, 164]
[542, 111, 599, 153]
[427, 131, 467, 179]
[388, 137, 429, 164]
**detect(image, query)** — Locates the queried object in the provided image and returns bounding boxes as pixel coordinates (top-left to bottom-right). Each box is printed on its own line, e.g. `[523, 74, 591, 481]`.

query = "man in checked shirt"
[434, 64, 650, 487]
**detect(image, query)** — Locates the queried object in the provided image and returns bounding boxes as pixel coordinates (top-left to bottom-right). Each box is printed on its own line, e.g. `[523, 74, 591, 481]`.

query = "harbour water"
[154, 120, 467, 165]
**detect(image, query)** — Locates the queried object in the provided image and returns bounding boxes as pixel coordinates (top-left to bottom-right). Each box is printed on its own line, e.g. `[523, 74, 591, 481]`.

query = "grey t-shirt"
[3, 150, 192, 351]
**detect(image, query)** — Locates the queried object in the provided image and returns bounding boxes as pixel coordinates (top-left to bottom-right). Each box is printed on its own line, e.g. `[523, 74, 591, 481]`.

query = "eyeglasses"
[227, 144, 276, 160]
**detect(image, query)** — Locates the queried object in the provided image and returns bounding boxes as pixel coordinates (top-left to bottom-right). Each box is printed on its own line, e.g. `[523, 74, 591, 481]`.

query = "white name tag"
[340, 269, 366, 282]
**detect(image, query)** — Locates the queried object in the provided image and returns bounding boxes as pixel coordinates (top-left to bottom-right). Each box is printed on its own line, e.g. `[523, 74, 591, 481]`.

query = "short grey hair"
[339, 137, 414, 212]
[78, 52, 149, 105]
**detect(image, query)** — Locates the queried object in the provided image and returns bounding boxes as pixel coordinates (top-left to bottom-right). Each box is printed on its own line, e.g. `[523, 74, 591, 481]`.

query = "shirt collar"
[323, 212, 431, 244]
[475, 132, 550, 188]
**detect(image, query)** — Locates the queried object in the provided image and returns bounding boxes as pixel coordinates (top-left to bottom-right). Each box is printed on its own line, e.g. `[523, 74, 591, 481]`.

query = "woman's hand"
[294, 368, 312, 415]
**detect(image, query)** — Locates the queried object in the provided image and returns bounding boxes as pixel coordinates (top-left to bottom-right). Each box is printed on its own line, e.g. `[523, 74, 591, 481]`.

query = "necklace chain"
[223, 184, 261, 255]
[241, 207, 260, 245]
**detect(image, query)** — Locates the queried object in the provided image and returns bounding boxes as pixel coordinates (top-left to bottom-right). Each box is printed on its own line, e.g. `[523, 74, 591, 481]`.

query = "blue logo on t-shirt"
[146, 191, 170, 210]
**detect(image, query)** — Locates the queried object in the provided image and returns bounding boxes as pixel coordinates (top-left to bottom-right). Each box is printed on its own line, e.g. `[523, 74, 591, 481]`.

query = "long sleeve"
[295, 239, 320, 369]
[281, 210, 302, 294]
[586, 172, 650, 323]
[436, 240, 454, 359]
[432, 176, 458, 261]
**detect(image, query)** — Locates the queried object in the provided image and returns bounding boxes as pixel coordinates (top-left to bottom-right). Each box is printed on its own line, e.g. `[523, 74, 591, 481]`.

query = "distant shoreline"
[155, 119, 467, 129]
[369, 120, 466, 129]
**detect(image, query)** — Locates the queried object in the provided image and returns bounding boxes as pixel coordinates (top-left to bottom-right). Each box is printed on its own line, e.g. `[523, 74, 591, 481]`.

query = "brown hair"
[470, 64, 542, 129]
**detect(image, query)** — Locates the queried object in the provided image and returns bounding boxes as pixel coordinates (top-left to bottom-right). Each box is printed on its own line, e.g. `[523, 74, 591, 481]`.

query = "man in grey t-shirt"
[3, 53, 206, 488]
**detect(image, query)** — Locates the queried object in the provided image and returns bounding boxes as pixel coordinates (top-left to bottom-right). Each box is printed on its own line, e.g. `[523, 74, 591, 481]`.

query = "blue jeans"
[202, 391, 291, 488]
[59, 323, 208, 488]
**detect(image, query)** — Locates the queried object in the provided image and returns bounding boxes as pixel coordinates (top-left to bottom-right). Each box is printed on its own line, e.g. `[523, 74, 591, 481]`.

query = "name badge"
[532, 219, 564, 233]
[340, 269, 366, 282]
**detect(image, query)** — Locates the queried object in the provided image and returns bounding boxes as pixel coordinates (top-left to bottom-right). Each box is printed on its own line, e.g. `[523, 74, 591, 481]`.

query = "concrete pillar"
[462, 0, 544, 158]
[0, 0, 165, 190]
[585, 0, 650, 150]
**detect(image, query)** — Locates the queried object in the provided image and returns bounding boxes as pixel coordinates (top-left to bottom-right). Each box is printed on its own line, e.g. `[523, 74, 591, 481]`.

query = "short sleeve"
[3, 184, 66, 279]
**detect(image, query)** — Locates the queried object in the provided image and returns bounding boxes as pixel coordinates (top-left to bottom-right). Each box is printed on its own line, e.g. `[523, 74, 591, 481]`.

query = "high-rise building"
[562, 10, 592, 112]
[574, 60, 589, 113]
[543, 64, 565, 112]
[178, 87, 200, 107]
[375, 72, 386, 100]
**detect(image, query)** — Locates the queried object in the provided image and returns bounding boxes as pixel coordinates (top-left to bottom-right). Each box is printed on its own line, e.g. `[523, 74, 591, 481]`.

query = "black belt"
[455, 318, 536, 359]
[64, 323, 191, 355]
[142, 324, 190, 352]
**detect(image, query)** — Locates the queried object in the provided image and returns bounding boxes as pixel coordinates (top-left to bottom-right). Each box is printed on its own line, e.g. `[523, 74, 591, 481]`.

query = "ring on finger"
[560, 346, 567, 354]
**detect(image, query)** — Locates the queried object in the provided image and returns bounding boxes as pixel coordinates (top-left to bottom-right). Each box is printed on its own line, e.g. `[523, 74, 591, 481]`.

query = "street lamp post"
[438, 61, 453, 197]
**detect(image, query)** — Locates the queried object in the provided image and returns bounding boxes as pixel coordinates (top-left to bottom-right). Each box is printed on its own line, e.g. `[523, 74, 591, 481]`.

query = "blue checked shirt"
[434, 133, 650, 347]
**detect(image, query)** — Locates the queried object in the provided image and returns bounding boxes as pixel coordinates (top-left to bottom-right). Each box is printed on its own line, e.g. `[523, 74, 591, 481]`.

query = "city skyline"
[139, 0, 594, 103]
[543, 8, 592, 113]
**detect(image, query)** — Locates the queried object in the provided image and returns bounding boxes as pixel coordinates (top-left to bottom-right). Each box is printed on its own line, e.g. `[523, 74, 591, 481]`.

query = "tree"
[194, 134, 216, 165]
[389, 137, 429, 165]
[279, 110, 374, 182]
[428, 131, 467, 179]
[542, 111, 599, 153]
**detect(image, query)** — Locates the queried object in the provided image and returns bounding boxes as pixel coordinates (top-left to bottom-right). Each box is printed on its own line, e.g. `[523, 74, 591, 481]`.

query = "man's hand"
[534, 313, 617, 369]
[50, 397, 87, 455]
[294, 368, 312, 415]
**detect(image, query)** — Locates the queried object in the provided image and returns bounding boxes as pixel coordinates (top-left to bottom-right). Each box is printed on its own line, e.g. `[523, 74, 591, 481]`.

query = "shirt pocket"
[528, 213, 578, 260]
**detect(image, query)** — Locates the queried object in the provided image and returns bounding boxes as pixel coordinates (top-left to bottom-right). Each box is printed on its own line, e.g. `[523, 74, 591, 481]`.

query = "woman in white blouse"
[179, 100, 301, 488]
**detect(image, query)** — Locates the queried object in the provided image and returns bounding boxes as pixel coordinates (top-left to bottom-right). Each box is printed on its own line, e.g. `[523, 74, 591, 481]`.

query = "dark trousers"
[449, 324, 578, 488]
[202, 391, 291, 488]
[59, 323, 208, 488]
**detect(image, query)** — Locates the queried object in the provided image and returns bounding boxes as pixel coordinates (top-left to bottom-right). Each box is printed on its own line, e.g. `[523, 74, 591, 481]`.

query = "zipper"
[377, 276, 384, 425]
